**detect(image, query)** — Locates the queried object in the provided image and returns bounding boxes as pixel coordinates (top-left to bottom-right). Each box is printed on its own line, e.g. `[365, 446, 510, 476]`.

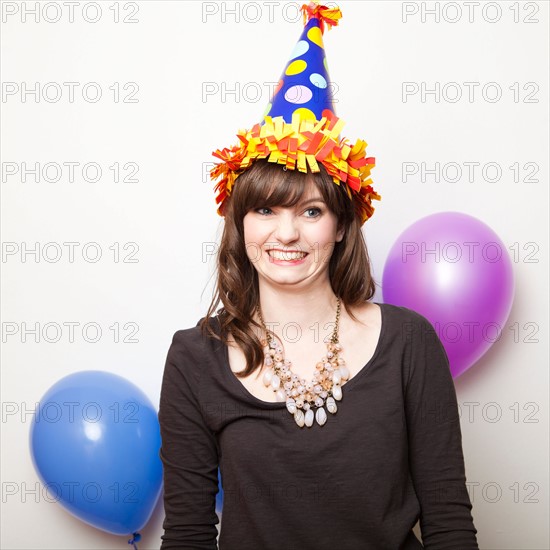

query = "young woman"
[158, 160, 479, 549]
[159, 3, 479, 548]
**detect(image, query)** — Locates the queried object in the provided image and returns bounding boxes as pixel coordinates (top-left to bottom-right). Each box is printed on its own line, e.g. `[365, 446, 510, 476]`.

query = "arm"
[158, 330, 220, 550]
[404, 314, 479, 549]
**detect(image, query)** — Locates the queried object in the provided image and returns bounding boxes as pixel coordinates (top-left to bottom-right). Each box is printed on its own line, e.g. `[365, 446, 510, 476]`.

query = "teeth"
[268, 250, 307, 261]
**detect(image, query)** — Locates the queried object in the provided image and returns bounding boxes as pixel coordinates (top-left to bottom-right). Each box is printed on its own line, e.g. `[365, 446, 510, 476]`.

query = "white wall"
[2, 1, 548, 548]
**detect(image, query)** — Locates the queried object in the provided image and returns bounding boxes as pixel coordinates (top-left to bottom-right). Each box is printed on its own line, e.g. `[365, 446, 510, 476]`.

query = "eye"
[304, 207, 322, 218]
[254, 207, 273, 216]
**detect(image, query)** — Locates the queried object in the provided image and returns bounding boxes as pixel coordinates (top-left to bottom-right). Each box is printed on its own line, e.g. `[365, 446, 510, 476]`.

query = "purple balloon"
[382, 212, 514, 378]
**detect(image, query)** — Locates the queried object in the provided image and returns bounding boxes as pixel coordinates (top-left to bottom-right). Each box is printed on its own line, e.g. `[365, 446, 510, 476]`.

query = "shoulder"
[345, 301, 435, 335]
[380, 302, 435, 328]
[379, 306, 451, 387]
[163, 316, 221, 383]
[378, 302, 440, 347]
[344, 302, 438, 350]
[169, 316, 221, 349]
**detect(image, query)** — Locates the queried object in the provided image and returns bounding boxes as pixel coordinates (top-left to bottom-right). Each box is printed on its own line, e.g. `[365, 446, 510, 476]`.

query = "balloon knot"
[128, 532, 141, 549]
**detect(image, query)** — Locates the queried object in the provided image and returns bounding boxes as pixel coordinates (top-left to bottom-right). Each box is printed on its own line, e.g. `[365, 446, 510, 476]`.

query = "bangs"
[229, 159, 344, 221]
[246, 166, 311, 210]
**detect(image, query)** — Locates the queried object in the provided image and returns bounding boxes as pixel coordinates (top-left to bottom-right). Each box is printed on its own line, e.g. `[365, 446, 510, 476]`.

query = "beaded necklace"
[256, 297, 350, 428]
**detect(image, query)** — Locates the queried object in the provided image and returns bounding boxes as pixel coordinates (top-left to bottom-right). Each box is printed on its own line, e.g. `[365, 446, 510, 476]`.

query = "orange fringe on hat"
[211, 109, 381, 226]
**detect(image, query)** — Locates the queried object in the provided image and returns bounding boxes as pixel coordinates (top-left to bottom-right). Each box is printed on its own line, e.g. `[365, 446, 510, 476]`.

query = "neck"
[255, 282, 340, 334]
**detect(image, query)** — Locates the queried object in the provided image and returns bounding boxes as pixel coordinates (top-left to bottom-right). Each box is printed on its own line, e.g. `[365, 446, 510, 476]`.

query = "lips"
[267, 250, 308, 261]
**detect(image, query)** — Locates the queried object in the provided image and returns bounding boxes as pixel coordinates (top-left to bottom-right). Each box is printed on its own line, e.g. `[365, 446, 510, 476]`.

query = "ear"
[336, 225, 345, 243]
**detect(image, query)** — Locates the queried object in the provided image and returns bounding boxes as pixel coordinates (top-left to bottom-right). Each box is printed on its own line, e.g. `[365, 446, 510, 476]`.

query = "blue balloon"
[30, 371, 163, 536]
[216, 468, 223, 514]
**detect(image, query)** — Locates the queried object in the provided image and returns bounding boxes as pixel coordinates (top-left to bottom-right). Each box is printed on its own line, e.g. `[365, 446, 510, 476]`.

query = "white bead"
[294, 409, 305, 427]
[286, 398, 296, 414]
[315, 407, 327, 426]
[262, 369, 273, 387]
[339, 364, 350, 380]
[332, 384, 342, 401]
[276, 389, 286, 402]
[326, 397, 337, 413]
[271, 374, 280, 390]
[332, 370, 341, 384]
[304, 409, 314, 427]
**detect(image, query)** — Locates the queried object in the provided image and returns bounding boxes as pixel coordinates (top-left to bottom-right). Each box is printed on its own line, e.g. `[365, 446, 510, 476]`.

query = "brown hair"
[200, 159, 377, 377]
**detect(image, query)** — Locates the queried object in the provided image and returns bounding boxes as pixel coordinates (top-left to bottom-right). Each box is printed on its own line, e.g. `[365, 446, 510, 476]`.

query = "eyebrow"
[298, 196, 325, 206]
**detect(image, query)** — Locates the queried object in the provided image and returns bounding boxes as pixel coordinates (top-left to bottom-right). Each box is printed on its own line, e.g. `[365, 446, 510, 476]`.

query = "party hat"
[210, 2, 380, 225]
[264, 5, 338, 124]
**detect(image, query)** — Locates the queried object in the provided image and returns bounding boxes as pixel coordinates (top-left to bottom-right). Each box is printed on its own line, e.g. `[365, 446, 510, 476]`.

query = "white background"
[1, 1, 548, 548]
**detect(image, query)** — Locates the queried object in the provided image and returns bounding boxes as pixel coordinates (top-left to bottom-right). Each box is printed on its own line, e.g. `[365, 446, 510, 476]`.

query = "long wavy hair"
[200, 159, 377, 377]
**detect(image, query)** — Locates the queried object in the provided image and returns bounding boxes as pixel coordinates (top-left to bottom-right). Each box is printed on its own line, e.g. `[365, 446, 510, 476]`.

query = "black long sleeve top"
[158, 302, 479, 549]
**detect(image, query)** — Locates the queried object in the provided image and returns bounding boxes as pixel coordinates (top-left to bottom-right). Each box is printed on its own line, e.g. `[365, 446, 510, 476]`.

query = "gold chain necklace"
[255, 297, 350, 428]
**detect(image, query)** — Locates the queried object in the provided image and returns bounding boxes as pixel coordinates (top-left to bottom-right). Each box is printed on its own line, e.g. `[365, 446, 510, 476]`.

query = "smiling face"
[243, 177, 345, 289]
[213, 160, 376, 327]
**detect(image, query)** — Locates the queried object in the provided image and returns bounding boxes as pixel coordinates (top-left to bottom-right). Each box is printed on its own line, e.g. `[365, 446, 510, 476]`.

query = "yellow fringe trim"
[211, 111, 381, 225]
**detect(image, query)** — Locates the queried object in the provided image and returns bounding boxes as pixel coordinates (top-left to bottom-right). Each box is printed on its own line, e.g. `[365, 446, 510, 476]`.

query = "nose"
[273, 211, 299, 244]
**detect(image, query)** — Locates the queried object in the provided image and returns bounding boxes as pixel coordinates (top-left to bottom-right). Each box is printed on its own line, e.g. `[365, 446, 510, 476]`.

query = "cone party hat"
[210, 2, 380, 225]
[265, 5, 337, 124]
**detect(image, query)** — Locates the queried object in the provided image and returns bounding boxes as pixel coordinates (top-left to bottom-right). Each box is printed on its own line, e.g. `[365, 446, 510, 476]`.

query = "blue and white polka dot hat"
[264, 10, 337, 123]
